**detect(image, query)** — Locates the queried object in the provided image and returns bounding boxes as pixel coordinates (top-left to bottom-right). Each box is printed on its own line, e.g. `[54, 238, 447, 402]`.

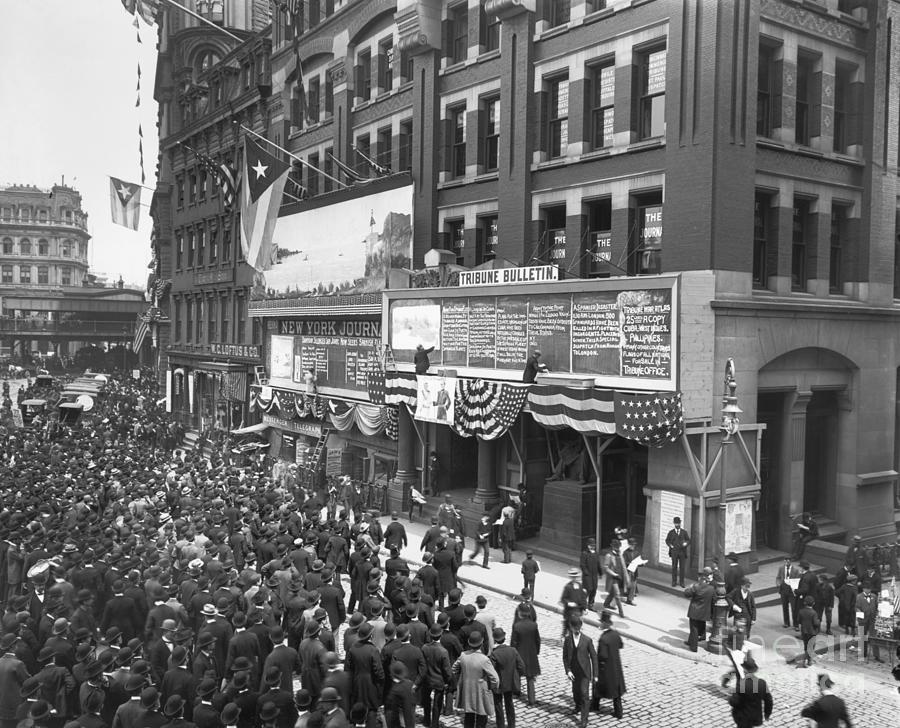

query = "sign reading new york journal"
[384, 275, 679, 391]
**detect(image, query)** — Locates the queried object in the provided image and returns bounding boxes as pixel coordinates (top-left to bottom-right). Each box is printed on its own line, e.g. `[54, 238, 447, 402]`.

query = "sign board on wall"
[457, 265, 559, 287]
[385, 276, 678, 391]
[657, 490, 686, 567]
[724, 499, 753, 554]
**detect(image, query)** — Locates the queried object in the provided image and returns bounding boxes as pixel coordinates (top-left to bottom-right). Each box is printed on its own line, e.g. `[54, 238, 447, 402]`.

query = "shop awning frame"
[231, 422, 270, 435]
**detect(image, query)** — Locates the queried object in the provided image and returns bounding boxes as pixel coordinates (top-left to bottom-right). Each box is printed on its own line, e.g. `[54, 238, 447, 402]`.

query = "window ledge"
[627, 138, 665, 153]
[583, 8, 616, 27]
[477, 49, 501, 63]
[534, 24, 570, 43]
[473, 171, 499, 183]
[756, 137, 865, 166]
[437, 178, 467, 190]
[531, 157, 569, 172]
[440, 59, 469, 76]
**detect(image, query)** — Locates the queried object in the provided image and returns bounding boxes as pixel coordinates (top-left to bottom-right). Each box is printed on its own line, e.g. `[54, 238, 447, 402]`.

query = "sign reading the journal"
[457, 265, 559, 287]
[385, 276, 678, 391]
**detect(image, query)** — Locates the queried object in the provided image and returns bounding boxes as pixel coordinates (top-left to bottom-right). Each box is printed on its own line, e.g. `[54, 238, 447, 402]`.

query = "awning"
[230, 422, 270, 435]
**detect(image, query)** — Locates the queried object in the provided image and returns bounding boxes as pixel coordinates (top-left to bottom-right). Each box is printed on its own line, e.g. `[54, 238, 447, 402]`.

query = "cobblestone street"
[425, 580, 899, 727]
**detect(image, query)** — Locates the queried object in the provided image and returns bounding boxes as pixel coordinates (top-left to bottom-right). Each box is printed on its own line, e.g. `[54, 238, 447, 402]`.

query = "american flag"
[613, 391, 684, 448]
[453, 379, 530, 440]
[132, 314, 150, 352]
[367, 370, 386, 404]
[384, 372, 418, 407]
[186, 145, 240, 209]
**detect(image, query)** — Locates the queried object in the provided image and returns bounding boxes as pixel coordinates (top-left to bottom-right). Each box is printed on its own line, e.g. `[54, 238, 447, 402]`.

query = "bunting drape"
[327, 400, 392, 437]
[453, 379, 530, 440]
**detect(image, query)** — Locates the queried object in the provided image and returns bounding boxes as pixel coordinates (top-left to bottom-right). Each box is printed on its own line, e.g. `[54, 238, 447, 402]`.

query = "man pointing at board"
[523, 350, 549, 383]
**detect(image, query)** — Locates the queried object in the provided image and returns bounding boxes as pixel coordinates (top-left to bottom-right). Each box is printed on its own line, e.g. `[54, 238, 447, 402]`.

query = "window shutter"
[583, 73, 594, 148]
[439, 117, 454, 173]
[847, 81, 864, 146]
[630, 60, 641, 134]
[476, 107, 487, 167]
[442, 18, 453, 61]
[353, 64, 362, 104]
[810, 71, 822, 138]
[536, 90, 549, 152]
[771, 59, 784, 129]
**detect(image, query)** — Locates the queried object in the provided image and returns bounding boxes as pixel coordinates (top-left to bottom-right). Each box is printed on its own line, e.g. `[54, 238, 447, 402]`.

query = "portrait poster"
[414, 375, 456, 425]
[269, 335, 294, 380]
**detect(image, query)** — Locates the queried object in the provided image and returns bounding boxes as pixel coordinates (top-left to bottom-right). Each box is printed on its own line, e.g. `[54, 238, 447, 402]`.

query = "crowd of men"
[0, 373, 549, 728]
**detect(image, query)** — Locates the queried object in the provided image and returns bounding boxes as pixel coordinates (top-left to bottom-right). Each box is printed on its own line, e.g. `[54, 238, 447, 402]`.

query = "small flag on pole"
[240, 136, 290, 271]
[109, 176, 141, 230]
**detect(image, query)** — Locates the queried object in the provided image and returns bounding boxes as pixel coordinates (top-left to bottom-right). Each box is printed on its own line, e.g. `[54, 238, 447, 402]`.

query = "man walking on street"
[562, 615, 597, 728]
[560, 568, 588, 640]
[489, 628, 524, 728]
[579, 539, 600, 610]
[601, 539, 628, 618]
[469, 516, 491, 570]
[775, 557, 798, 629]
[800, 673, 854, 727]
[665, 517, 690, 587]
[683, 569, 715, 652]
[728, 655, 773, 728]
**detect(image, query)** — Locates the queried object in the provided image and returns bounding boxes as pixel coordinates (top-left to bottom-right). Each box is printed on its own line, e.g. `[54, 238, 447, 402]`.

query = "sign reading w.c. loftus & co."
[278, 319, 381, 337]
[210, 343, 261, 359]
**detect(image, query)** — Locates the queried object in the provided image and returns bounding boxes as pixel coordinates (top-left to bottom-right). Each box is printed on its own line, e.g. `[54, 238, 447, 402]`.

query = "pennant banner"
[109, 176, 141, 230]
[453, 379, 530, 440]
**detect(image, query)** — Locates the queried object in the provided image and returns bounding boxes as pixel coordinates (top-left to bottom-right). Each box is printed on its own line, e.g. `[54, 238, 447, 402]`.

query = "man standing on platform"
[665, 517, 690, 588]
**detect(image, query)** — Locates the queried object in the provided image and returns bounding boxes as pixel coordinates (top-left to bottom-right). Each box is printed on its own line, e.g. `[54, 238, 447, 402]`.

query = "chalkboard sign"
[468, 298, 497, 368]
[495, 297, 528, 368]
[386, 279, 676, 387]
[441, 299, 469, 366]
[527, 294, 571, 372]
[571, 291, 621, 375]
[268, 332, 379, 393]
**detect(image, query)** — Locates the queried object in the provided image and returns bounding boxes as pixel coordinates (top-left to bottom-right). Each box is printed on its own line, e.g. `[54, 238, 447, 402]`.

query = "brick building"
[0, 184, 145, 361]
[151, 0, 274, 432]
[152, 0, 900, 568]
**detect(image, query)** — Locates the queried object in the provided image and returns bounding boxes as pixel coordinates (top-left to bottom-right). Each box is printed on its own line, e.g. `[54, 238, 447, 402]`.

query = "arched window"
[38, 239, 48, 255]
[1, 238, 12, 255]
[19, 239, 31, 256]
[62, 240, 72, 257]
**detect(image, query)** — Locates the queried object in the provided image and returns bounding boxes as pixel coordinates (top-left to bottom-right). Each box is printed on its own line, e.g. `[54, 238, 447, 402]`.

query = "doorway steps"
[801, 514, 849, 574]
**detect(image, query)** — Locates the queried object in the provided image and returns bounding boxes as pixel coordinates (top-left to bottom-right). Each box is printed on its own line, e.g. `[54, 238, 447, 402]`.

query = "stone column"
[473, 438, 499, 505]
[390, 404, 418, 513]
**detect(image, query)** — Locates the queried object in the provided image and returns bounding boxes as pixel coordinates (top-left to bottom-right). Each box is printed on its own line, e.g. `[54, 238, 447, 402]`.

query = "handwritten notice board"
[387, 279, 677, 388]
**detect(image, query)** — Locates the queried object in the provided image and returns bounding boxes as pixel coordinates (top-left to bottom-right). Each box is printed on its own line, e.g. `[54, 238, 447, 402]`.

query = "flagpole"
[156, 0, 243, 42]
[110, 177, 156, 193]
[240, 125, 349, 189]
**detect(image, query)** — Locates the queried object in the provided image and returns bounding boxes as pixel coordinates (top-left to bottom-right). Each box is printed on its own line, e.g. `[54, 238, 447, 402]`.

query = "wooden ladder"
[304, 429, 330, 484]
[382, 345, 397, 371]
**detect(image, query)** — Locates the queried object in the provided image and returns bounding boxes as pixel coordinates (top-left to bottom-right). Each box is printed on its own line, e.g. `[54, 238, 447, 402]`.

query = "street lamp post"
[708, 358, 742, 653]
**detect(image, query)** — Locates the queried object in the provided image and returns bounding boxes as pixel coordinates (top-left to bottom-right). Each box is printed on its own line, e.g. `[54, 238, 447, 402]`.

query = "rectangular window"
[377, 127, 393, 172]
[591, 63, 615, 149]
[237, 296, 247, 343]
[209, 225, 218, 263]
[187, 230, 195, 267]
[544, 0, 571, 28]
[400, 48, 413, 84]
[378, 39, 394, 92]
[586, 198, 612, 278]
[639, 47, 666, 139]
[308, 153, 320, 197]
[447, 220, 466, 265]
[222, 225, 231, 263]
[18, 267, 30, 284]
[307, 77, 320, 123]
[207, 296, 217, 344]
[542, 205, 567, 264]
[324, 147, 334, 193]
[753, 192, 771, 289]
[355, 136, 370, 177]
[61, 241, 71, 257]
[757, 43, 776, 137]
[176, 176, 185, 208]
[61, 267, 72, 286]
[448, 3, 468, 64]
[548, 77, 569, 158]
[189, 172, 197, 204]
[628, 192, 663, 275]
[173, 299, 182, 343]
[197, 226, 205, 266]
[325, 73, 333, 115]
[176, 233, 183, 270]
[19, 240, 31, 256]
[792, 198, 810, 291]
[399, 120, 413, 171]
[795, 53, 816, 146]
[480, 215, 498, 262]
[358, 50, 372, 102]
[198, 168, 207, 201]
[196, 298, 203, 343]
[38, 240, 48, 256]
[220, 294, 230, 342]
[586, 0, 607, 11]
[451, 107, 467, 178]
[0, 266, 11, 284]
[830, 204, 847, 293]
[481, 97, 500, 172]
[480, 7, 501, 52]
[37, 266, 48, 285]
[833, 63, 854, 153]
[185, 300, 193, 343]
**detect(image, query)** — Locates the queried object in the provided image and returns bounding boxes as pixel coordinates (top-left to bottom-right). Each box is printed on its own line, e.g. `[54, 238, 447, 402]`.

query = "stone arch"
[347, 0, 396, 47]
[758, 347, 856, 392]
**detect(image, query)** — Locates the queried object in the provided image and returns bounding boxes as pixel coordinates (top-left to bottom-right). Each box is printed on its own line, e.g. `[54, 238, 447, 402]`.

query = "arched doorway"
[756, 348, 855, 551]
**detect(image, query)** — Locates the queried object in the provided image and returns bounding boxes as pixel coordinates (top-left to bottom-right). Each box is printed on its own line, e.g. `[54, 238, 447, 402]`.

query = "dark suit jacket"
[263, 644, 302, 694]
[226, 630, 262, 682]
[317, 583, 346, 632]
[391, 642, 426, 685]
[160, 667, 195, 720]
[730, 675, 773, 727]
[683, 581, 715, 621]
[490, 644, 525, 693]
[101, 595, 140, 642]
[727, 587, 757, 624]
[579, 550, 601, 591]
[665, 528, 690, 556]
[563, 631, 597, 681]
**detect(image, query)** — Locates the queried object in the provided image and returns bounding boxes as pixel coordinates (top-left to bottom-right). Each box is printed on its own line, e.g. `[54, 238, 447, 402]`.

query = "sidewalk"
[376, 513, 900, 688]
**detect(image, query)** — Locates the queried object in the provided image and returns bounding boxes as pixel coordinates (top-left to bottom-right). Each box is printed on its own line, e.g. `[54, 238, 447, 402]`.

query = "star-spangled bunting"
[183, 143, 240, 209]
[367, 370, 386, 404]
[453, 379, 531, 440]
[613, 390, 684, 448]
